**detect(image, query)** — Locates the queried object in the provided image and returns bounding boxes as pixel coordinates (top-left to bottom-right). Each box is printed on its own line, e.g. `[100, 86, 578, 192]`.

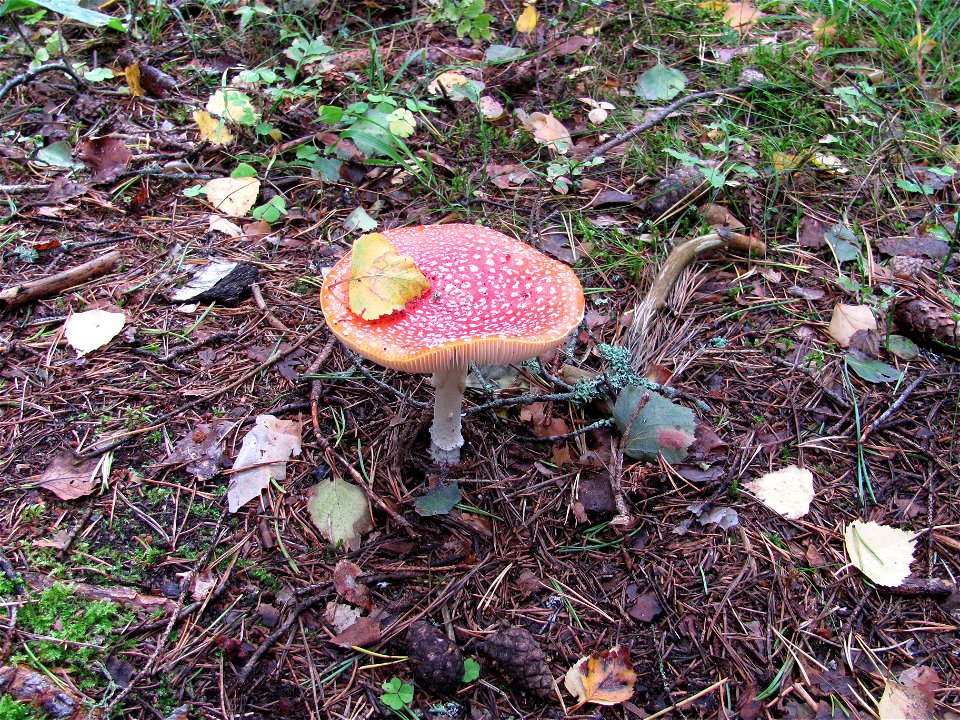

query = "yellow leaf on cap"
[204, 177, 260, 217]
[349, 233, 430, 321]
[516, 4, 538, 33]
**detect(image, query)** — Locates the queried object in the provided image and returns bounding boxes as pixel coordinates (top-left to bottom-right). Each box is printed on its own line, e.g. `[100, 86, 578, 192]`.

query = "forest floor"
[1, 1, 959, 719]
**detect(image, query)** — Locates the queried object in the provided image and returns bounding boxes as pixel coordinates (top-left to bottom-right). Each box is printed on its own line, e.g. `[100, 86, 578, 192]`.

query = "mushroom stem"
[429, 364, 468, 464]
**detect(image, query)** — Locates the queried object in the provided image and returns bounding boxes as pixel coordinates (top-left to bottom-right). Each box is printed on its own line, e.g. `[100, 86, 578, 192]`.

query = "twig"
[466, 391, 581, 414]
[0, 62, 81, 101]
[0, 250, 123, 310]
[542, 418, 614, 441]
[251, 283, 290, 333]
[236, 592, 330, 685]
[859, 372, 926, 442]
[585, 85, 753, 161]
[345, 352, 430, 409]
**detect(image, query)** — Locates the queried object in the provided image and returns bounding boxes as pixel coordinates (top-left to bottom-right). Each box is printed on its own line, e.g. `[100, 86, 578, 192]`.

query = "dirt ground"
[1, 1, 959, 719]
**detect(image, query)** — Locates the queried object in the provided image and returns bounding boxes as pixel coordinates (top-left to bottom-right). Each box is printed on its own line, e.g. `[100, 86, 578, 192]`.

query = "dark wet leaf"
[628, 594, 663, 622]
[875, 235, 950, 260]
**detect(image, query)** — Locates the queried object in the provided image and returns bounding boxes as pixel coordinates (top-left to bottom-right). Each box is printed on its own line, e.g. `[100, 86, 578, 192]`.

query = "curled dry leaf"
[520, 111, 571, 154]
[227, 414, 302, 512]
[64, 309, 126, 357]
[828, 303, 877, 347]
[743, 465, 814, 519]
[844, 520, 917, 587]
[37, 450, 100, 500]
[564, 645, 637, 707]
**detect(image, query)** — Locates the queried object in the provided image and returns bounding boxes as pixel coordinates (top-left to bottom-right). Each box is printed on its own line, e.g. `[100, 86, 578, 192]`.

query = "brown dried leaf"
[564, 645, 637, 706]
[330, 607, 386, 648]
[77, 136, 132, 183]
[37, 450, 99, 500]
[332, 560, 370, 608]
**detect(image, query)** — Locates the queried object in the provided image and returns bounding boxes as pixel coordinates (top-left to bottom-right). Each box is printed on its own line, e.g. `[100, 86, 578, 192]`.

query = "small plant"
[462, 657, 480, 683]
[545, 156, 603, 193]
[426, 0, 494, 41]
[380, 677, 415, 718]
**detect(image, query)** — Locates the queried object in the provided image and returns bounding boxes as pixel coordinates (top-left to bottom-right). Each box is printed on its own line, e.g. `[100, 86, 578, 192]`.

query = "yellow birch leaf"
[124, 63, 143, 97]
[723, 0, 760, 29]
[194, 110, 235, 145]
[564, 646, 637, 707]
[908, 30, 937, 55]
[811, 16, 837, 43]
[516, 4, 538, 33]
[348, 233, 430, 320]
[204, 177, 261, 217]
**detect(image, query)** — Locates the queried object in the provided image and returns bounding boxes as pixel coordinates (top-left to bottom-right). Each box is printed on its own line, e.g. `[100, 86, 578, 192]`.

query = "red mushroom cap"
[320, 224, 585, 372]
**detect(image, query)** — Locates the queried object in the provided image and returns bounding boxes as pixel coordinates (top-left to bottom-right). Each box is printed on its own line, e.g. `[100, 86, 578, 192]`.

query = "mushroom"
[320, 224, 584, 464]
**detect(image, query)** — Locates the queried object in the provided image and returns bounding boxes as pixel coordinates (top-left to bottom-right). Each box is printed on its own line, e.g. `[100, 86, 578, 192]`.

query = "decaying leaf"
[194, 110, 235, 145]
[325, 602, 362, 633]
[208, 214, 243, 237]
[165, 420, 232, 481]
[479, 95, 505, 121]
[844, 520, 917, 587]
[613, 387, 696, 463]
[348, 232, 430, 320]
[76, 137, 132, 184]
[227, 415, 302, 512]
[64, 309, 126, 356]
[828, 304, 877, 347]
[204, 177, 260, 217]
[414, 483, 462, 516]
[744, 465, 814, 519]
[343, 205, 379, 233]
[564, 645, 637, 707]
[37, 450, 100, 500]
[170, 260, 238, 303]
[878, 666, 940, 720]
[486, 163, 536, 189]
[308, 478, 373, 551]
[723, 0, 761, 29]
[427, 71, 484, 101]
[519, 111, 571, 154]
[333, 559, 370, 607]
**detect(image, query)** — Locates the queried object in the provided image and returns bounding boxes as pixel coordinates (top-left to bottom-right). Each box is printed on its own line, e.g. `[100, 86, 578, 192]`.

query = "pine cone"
[407, 620, 464, 694]
[641, 165, 708, 220]
[482, 626, 554, 698]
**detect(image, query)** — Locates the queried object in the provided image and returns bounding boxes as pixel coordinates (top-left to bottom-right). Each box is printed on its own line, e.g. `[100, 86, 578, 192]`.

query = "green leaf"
[613, 387, 696, 462]
[35, 140, 81, 169]
[634, 63, 687, 101]
[231, 163, 258, 178]
[484, 44, 523, 64]
[824, 222, 861, 263]
[0, 0, 125, 30]
[895, 178, 934, 195]
[846, 354, 901, 383]
[83, 67, 114, 82]
[462, 657, 481, 683]
[307, 478, 372, 551]
[183, 184, 205, 197]
[314, 157, 342, 182]
[886, 334, 918, 360]
[414, 483, 461, 516]
[319, 105, 345, 124]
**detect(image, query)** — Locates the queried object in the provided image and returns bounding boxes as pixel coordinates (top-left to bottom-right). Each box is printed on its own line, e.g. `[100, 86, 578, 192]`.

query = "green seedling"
[380, 677, 416, 718]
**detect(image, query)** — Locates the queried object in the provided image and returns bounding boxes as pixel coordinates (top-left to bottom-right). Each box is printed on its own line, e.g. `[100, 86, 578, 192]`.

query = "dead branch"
[0, 250, 123, 310]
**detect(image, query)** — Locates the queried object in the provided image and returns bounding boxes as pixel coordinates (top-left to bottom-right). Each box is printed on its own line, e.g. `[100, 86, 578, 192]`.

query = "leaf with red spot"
[613, 387, 696, 463]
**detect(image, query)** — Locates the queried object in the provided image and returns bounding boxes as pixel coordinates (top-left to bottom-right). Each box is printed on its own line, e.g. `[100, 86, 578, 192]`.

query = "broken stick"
[0, 250, 123, 310]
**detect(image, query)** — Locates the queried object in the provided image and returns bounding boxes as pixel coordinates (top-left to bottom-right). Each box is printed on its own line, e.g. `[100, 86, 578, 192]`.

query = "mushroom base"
[429, 366, 467, 464]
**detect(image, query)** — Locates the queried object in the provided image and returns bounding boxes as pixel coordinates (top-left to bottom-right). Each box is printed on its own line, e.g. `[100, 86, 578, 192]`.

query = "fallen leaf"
[484, 45, 525, 63]
[811, 16, 837, 42]
[308, 478, 373, 551]
[348, 232, 430, 320]
[698, 203, 745, 230]
[165, 420, 232, 481]
[723, 0, 761, 29]
[207, 88, 259, 125]
[414, 483, 462, 516]
[204, 177, 260, 216]
[516, 4, 538, 33]
[427, 71, 484, 101]
[343, 205, 379, 233]
[326, 602, 362, 633]
[886, 334, 918, 360]
[613, 387, 696, 463]
[694, 503, 740, 530]
[564, 645, 637, 706]
[520, 111, 571, 153]
[634, 63, 687, 101]
[824, 223, 860, 262]
[846, 353, 901, 384]
[743, 465, 814, 519]
[479, 95, 505, 121]
[37, 450, 100, 500]
[64, 309, 126, 356]
[878, 679, 935, 720]
[845, 520, 917, 587]
[208, 214, 243, 237]
[124, 62, 143, 97]
[227, 415, 302, 513]
[76, 137, 131, 183]
[486, 163, 536, 189]
[330, 607, 386, 647]
[333, 560, 370, 607]
[628, 594, 663, 622]
[194, 110, 235, 145]
[828, 304, 877, 347]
